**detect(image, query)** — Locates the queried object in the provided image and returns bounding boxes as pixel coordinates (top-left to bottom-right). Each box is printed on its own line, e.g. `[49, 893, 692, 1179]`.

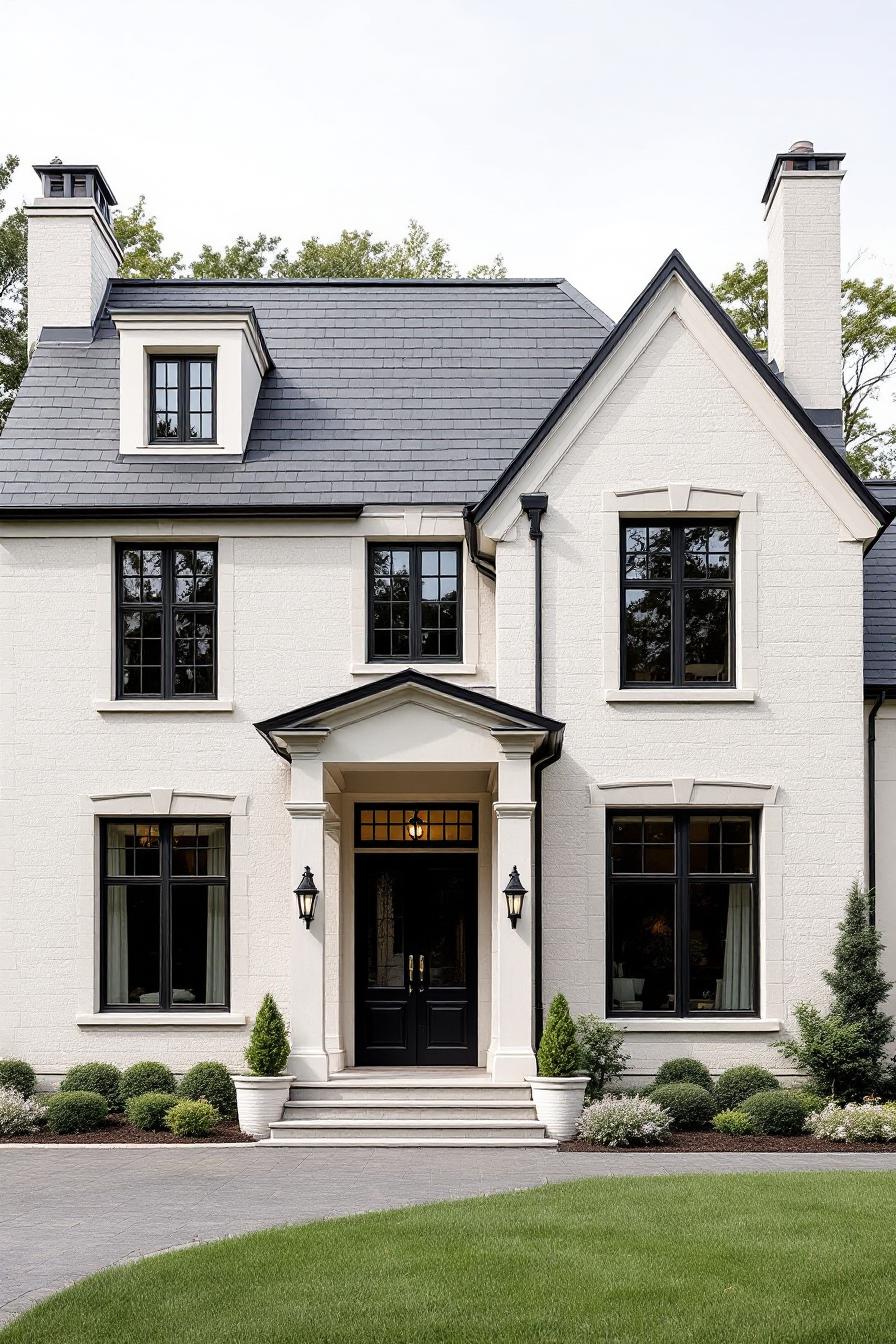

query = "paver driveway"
[4, 1146, 896, 1324]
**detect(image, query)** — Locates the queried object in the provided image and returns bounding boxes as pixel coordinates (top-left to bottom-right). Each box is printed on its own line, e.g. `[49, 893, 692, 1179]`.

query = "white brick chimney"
[25, 164, 122, 354]
[763, 140, 845, 418]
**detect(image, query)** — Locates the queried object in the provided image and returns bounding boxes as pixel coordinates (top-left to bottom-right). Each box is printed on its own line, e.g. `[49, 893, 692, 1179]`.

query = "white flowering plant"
[805, 1100, 896, 1143]
[0, 1085, 47, 1137]
[576, 1093, 672, 1147]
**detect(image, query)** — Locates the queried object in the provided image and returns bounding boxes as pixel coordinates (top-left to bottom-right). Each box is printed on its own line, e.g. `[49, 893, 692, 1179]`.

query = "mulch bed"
[0, 1114, 254, 1144]
[560, 1132, 896, 1154]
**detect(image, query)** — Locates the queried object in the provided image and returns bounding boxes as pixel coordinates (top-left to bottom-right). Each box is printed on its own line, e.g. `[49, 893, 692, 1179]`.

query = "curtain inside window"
[205, 884, 226, 1004]
[106, 884, 129, 1004]
[718, 882, 753, 1010]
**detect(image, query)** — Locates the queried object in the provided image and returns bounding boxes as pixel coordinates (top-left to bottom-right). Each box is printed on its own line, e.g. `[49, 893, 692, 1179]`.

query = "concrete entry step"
[269, 1118, 548, 1144]
[259, 1137, 559, 1148]
[283, 1100, 539, 1121]
[290, 1084, 533, 1104]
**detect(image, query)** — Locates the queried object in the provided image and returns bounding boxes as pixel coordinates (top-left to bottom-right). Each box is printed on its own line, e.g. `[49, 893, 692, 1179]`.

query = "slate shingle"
[865, 482, 896, 687]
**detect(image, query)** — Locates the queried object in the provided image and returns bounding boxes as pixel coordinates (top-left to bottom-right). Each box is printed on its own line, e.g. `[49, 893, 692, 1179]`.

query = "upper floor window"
[150, 356, 216, 444]
[117, 544, 217, 698]
[621, 521, 734, 686]
[368, 544, 462, 661]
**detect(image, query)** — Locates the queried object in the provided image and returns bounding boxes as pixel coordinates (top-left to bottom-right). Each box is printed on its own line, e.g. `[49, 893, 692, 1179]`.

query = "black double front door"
[355, 853, 477, 1066]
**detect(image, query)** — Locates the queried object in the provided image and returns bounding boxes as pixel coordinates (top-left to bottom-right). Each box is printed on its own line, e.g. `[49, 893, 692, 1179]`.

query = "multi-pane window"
[608, 812, 757, 1016]
[368, 544, 462, 661]
[150, 356, 216, 444]
[356, 805, 477, 847]
[621, 521, 734, 685]
[117, 544, 216, 698]
[101, 819, 229, 1010]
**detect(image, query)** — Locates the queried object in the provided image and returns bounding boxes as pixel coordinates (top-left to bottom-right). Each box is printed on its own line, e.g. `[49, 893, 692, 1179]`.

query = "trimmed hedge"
[740, 1089, 807, 1136]
[120, 1062, 177, 1104]
[654, 1058, 714, 1093]
[179, 1062, 237, 1118]
[0, 1059, 37, 1098]
[648, 1082, 716, 1130]
[715, 1066, 779, 1112]
[711, 1109, 754, 1136]
[125, 1091, 179, 1132]
[165, 1099, 220, 1137]
[46, 1090, 108, 1135]
[60, 1063, 123, 1111]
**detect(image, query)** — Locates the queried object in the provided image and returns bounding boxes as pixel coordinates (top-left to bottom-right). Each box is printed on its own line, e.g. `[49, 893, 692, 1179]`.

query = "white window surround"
[602, 483, 759, 702]
[93, 536, 235, 713]
[76, 788, 249, 1026]
[110, 309, 270, 458]
[589, 776, 782, 1031]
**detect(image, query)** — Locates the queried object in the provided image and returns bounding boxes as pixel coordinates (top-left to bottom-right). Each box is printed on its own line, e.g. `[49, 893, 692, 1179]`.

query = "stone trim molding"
[86, 788, 248, 816]
[613, 1018, 782, 1034]
[588, 778, 778, 807]
[77, 1012, 247, 1028]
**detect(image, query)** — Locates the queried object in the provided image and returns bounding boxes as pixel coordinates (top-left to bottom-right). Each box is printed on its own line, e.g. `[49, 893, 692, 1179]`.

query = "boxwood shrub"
[715, 1066, 779, 1112]
[125, 1091, 180, 1132]
[740, 1089, 806, 1136]
[60, 1063, 123, 1111]
[164, 1099, 220, 1137]
[46, 1090, 108, 1135]
[179, 1062, 237, 1118]
[648, 1082, 716, 1129]
[120, 1062, 177, 1103]
[654, 1058, 714, 1093]
[0, 1059, 37, 1098]
[711, 1108, 754, 1136]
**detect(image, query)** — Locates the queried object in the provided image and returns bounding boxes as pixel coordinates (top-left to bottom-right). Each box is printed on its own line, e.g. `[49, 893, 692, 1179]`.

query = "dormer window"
[150, 357, 216, 444]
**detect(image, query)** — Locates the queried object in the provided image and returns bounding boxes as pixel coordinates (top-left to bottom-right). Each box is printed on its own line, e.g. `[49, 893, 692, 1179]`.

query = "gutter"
[868, 689, 887, 923]
[462, 505, 496, 581]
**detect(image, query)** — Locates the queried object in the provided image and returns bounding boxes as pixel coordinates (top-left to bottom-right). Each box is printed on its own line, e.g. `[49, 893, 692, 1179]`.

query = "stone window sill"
[77, 1012, 247, 1027]
[351, 663, 479, 677]
[605, 689, 756, 704]
[613, 1018, 780, 1033]
[119, 445, 244, 458]
[94, 700, 235, 713]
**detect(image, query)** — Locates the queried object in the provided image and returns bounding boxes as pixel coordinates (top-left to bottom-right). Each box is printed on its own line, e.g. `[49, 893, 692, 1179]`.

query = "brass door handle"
[419, 954, 425, 988]
[408, 953, 414, 994]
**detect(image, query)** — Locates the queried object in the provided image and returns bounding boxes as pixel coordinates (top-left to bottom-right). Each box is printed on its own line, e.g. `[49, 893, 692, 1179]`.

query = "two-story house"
[1, 143, 893, 1142]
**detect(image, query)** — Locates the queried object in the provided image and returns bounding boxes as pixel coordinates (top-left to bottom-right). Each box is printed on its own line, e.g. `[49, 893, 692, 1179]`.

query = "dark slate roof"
[0, 279, 611, 512]
[865, 481, 896, 688]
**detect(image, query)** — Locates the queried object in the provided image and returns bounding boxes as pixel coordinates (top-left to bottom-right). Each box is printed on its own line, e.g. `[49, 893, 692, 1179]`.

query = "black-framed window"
[621, 521, 734, 685]
[117, 543, 217, 698]
[355, 804, 478, 847]
[607, 812, 758, 1017]
[150, 356, 216, 444]
[100, 819, 229, 1011]
[368, 544, 462, 661]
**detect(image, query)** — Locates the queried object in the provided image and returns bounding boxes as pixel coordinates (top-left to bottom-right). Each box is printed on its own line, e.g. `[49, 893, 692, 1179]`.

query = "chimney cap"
[32, 163, 117, 210]
[761, 145, 845, 205]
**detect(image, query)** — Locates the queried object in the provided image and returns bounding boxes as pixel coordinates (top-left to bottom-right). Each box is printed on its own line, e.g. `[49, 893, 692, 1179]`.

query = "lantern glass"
[406, 812, 426, 840]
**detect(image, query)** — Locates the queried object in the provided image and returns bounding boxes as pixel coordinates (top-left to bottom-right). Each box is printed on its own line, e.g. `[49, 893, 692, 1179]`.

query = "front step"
[266, 1119, 553, 1146]
[283, 1101, 538, 1121]
[290, 1083, 532, 1104]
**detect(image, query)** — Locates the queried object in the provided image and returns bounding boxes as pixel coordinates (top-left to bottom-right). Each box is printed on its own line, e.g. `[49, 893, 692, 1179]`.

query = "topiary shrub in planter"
[60, 1063, 122, 1111]
[179, 1062, 237, 1119]
[654, 1058, 714, 1093]
[120, 1062, 176, 1104]
[806, 1100, 896, 1143]
[711, 1109, 754, 1136]
[527, 994, 588, 1141]
[648, 1082, 716, 1130]
[164, 1099, 220, 1138]
[575, 1016, 629, 1101]
[576, 1094, 671, 1147]
[234, 994, 294, 1139]
[0, 1085, 46, 1136]
[740, 1089, 806, 1136]
[715, 1065, 779, 1111]
[0, 1059, 37, 1098]
[46, 1090, 108, 1135]
[125, 1091, 180, 1132]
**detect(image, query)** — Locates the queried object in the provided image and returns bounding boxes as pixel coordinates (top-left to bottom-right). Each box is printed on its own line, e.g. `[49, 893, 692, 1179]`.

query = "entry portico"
[255, 672, 564, 1085]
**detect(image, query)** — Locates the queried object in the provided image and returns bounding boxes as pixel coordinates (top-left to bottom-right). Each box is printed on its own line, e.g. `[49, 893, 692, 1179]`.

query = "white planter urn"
[233, 1075, 294, 1139]
[526, 1075, 588, 1140]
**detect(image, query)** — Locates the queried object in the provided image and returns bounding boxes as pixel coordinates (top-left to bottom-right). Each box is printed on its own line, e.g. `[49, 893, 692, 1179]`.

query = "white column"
[323, 805, 346, 1074]
[488, 731, 541, 1083]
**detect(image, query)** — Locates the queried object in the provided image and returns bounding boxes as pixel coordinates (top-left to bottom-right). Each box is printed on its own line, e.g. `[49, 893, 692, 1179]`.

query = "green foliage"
[0, 152, 27, 431]
[537, 994, 580, 1077]
[715, 1065, 779, 1111]
[245, 994, 291, 1076]
[654, 1058, 714, 1092]
[60, 1063, 123, 1110]
[112, 197, 182, 278]
[776, 883, 894, 1099]
[120, 1061, 177, 1103]
[179, 1062, 237, 1118]
[711, 1109, 754, 1136]
[740, 1089, 807, 1136]
[45, 1090, 108, 1134]
[575, 1015, 629, 1100]
[648, 1082, 716, 1129]
[125, 1091, 180, 1131]
[712, 258, 768, 349]
[789, 1088, 827, 1115]
[0, 1058, 36, 1097]
[164, 1098, 220, 1137]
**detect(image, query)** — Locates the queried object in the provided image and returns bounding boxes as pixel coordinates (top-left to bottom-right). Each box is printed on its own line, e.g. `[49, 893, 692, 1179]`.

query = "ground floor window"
[607, 811, 757, 1016]
[101, 819, 229, 1010]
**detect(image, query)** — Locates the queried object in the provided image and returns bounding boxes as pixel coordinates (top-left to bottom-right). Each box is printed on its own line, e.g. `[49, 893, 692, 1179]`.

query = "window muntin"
[621, 522, 734, 686]
[355, 805, 477, 847]
[101, 819, 229, 1010]
[608, 812, 757, 1016]
[117, 544, 216, 698]
[368, 544, 462, 661]
[150, 356, 216, 444]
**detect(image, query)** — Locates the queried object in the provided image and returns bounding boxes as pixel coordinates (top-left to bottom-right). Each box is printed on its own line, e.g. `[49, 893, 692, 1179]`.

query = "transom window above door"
[368, 544, 462, 661]
[150, 356, 216, 444]
[356, 804, 477, 847]
[116, 543, 217, 698]
[621, 521, 734, 685]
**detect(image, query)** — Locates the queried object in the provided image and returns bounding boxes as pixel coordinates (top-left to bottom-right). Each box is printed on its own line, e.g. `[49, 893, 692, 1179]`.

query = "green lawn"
[4, 1173, 896, 1343]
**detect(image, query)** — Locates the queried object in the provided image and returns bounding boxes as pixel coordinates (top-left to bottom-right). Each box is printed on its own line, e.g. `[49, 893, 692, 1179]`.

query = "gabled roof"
[470, 250, 889, 530]
[864, 481, 896, 689]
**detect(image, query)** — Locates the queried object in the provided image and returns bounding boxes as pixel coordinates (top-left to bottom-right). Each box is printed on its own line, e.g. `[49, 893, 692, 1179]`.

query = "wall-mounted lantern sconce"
[503, 866, 527, 928]
[294, 866, 319, 928]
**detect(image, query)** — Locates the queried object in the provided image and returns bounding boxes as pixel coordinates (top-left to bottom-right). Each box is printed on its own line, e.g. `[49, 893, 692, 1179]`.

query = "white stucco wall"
[868, 706, 896, 1019]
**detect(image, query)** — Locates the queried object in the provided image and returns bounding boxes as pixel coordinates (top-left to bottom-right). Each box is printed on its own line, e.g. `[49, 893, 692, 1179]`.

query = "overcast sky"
[3, 0, 894, 319]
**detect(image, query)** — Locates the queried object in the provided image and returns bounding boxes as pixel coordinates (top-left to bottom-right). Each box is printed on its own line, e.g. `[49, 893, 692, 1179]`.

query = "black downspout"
[521, 493, 549, 1040]
[868, 689, 887, 925]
